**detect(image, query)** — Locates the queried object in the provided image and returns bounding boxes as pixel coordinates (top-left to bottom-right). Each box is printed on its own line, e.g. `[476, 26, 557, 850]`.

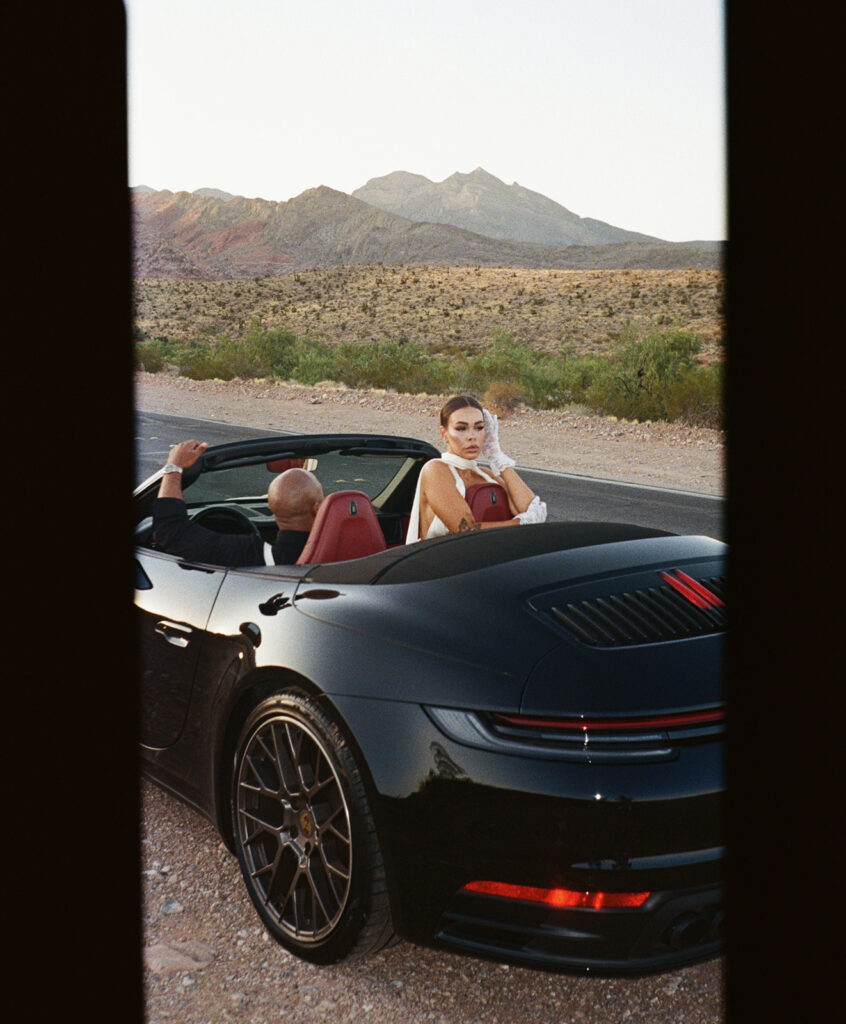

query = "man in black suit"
[151, 439, 323, 566]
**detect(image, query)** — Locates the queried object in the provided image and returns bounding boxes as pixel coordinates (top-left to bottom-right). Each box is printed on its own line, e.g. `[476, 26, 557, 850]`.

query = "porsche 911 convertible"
[134, 432, 725, 974]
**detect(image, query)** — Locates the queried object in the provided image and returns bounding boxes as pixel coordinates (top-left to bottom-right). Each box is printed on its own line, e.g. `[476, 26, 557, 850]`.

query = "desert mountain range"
[353, 168, 668, 247]
[132, 168, 722, 280]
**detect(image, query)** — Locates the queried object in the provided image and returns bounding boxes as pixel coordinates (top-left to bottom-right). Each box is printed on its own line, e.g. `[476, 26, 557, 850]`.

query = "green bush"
[663, 362, 723, 428]
[176, 337, 252, 380]
[134, 323, 722, 427]
[287, 336, 336, 385]
[456, 330, 564, 409]
[242, 321, 300, 377]
[544, 352, 605, 408]
[134, 336, 181, 373]
[331, 339, 458, 394]
[584, 330, 707, 422]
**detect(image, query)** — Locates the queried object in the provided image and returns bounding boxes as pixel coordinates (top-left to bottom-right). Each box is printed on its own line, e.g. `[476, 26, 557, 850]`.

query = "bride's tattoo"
[457, 517, 480, 533]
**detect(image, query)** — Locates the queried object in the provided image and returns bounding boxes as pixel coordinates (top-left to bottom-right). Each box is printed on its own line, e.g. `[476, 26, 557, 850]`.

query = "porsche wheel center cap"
[298, 810, 314, 839]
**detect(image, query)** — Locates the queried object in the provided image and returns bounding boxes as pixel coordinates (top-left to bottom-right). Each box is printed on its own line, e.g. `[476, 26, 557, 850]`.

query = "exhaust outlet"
[666, 912, 709, 949]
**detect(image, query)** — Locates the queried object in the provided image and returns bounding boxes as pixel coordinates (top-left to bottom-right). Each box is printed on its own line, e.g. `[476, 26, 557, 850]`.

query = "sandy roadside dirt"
[134, 373, 724, 496]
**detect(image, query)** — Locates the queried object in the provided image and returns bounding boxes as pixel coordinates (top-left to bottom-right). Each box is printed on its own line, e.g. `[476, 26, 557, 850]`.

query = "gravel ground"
[141, 782, 724, 1024]
[136, 371, 725, 1023]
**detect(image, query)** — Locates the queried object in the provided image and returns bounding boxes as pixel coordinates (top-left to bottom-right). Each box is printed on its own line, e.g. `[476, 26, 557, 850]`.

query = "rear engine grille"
[547, 574, 725, 648]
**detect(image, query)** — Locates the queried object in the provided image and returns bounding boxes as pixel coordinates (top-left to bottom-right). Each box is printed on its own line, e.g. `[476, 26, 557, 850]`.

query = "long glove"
[481, 408, 516, 475]
[516, 496, 548, 525]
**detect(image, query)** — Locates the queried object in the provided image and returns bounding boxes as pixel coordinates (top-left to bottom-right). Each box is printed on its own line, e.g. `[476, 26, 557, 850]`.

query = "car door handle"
[154, 620, 193, 648]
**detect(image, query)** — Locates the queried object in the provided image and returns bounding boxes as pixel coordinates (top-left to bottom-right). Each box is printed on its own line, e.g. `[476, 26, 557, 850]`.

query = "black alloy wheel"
[232, 691, 394, 963]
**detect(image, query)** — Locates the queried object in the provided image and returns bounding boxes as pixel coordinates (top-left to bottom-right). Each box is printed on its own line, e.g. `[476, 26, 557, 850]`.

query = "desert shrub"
[241, 322, 300, 377]
[663, 362, 723, 428]
[286, 336, 336, 385]
[167, 324, 293, 381]
[542, 352, 606, 408]
[483, 380, 526, 413]
[133, 321, 722, 425]
[134, 336, 183, 372]
[584, 330, 704, 422]
[134, 339, 167, 373]
[457, 330, 560, 408]
[176, 336, 258, 380]
[330, 339, 458, 394]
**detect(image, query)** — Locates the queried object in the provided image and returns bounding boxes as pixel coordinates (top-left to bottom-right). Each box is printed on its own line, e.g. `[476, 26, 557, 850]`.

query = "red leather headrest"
[296, 490, 387, 564]
[465, 482, 511, 523]
[267, 457, 305, 473]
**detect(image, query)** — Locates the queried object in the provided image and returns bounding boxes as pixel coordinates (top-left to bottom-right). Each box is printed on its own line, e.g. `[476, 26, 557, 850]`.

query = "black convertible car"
[134, 432, 725, 974]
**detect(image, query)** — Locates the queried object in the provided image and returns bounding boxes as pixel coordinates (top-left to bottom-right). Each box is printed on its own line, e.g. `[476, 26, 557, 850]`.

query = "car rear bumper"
[435, 880, 723, 974]
[330, 694, 724, 973]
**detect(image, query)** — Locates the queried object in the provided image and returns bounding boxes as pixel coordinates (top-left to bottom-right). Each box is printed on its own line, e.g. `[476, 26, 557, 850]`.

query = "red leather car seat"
[465, 482, 511, 523]
[267, 457, 305, 472]
[296, 490, 387, 564]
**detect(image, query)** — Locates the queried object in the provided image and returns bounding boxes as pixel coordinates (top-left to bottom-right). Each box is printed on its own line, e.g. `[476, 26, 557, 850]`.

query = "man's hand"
[166, 440, 208, 469]
[158, 440, 208, 498]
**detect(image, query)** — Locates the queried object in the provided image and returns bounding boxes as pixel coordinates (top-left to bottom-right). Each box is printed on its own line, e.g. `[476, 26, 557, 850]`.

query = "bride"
[406, 394, 547, 543]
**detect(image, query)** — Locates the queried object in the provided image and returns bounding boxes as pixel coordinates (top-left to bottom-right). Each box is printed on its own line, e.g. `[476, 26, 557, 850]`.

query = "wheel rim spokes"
[236, 713, 353, 942]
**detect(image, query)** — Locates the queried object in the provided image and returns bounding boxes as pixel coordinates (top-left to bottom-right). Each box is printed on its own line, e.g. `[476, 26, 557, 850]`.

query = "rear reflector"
[462, 880, 650, 908]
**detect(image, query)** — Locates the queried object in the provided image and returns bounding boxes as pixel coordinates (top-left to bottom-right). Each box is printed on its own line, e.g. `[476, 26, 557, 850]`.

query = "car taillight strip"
[462, 880, 650, 909]
[492, 709, 725, 732]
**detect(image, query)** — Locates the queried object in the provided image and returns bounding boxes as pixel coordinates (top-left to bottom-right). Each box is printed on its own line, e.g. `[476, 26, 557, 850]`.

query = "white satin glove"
[516, 496, 547, 525]
[481, 408, 516, 475]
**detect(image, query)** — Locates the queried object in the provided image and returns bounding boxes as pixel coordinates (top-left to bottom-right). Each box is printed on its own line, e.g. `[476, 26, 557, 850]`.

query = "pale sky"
[125, 0, 726, 242]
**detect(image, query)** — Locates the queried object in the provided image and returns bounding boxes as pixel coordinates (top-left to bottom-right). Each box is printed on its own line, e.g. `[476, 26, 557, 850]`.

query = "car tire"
[232, 691, 395, 963]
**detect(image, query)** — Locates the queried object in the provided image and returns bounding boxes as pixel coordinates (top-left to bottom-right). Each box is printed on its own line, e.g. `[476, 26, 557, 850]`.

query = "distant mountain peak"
[456, 167, 503, 183]
[352, 168, 662, 247]
[291, 185, 356, 206]
[193, 187, 235, 201]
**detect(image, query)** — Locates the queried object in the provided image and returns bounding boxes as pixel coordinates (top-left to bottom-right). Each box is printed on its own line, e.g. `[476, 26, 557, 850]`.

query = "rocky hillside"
[134, 265, 725, 361]
[132, 183, 722, 280]
[352, 167, 666, 247]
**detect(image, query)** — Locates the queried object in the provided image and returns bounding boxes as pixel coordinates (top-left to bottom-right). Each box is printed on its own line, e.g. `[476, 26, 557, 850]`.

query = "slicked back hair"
[439, 394, 483, 428]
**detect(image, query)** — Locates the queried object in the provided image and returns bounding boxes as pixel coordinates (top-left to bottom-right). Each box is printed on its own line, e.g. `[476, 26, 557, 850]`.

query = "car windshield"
[133, 434, 439, 553]
[182, 451, 418, 511]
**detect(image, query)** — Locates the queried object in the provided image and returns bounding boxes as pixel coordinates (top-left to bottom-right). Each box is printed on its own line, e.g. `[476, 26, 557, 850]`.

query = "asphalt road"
[134, 410, 724, 540]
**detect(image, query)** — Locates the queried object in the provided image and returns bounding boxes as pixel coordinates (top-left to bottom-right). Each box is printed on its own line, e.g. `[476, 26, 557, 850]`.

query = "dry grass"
[134, 265, 725, 362]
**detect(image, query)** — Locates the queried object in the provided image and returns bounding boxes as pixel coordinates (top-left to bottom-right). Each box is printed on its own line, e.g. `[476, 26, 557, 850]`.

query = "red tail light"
[463, 880, 650, 908]
[493, 709, 724, 731]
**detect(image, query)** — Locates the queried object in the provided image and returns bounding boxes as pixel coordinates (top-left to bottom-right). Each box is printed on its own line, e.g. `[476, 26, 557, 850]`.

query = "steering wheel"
[190, 505, 263, 541]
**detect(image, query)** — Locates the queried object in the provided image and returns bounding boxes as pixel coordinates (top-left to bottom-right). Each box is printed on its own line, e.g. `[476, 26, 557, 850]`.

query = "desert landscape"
[134, 265, 724, 362]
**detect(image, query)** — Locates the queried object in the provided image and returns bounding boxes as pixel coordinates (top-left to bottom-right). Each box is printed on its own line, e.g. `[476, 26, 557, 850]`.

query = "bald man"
[151, 439, 324, 566]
